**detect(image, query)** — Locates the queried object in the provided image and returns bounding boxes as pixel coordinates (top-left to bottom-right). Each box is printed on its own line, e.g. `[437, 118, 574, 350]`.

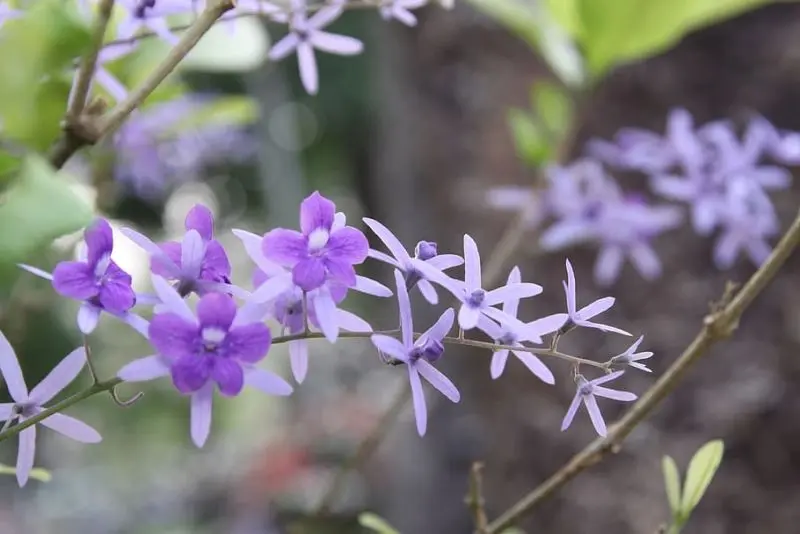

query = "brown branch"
[69, 0, 116, 118]
[466, 462, 489, 534]
[485, 209, 800, 533]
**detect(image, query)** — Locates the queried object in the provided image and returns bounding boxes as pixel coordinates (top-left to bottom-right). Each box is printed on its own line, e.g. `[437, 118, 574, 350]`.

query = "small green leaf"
[0, 154, 93, 262]
[531, 81, 573, 136]
[662, 455, 682, 515]
[681, 440, 724, 515]
[358, 512, 401, 534]
[0, 463, 52, 482]
[507, 108, 551, 167]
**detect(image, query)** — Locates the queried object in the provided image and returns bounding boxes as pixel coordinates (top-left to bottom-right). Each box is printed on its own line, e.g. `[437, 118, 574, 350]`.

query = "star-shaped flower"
[561, 370, 637, 437]
[561, 259, 630, 336]
[609, 336, 654, 373]
[0, 333, 101, 487]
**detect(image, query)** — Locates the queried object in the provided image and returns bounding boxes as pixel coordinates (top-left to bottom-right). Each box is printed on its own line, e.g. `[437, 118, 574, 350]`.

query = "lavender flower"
[0, 334, 101, 487]
[268, 0, 363, 95]
[117, 275, 292, 447]
[19, 219, 148, 337]
[0, 2, 21, 28]
[122, 204, 237, 298]
[745, 115, 800, 166]
[561, 370, 636, 437]
[561, 259, 630, 336]
[379, 0, 427, 26]
[370, 270, 460, 436]
[419, 234, 542, 330]
[116, 0, 190, 45]
[262, 191, 369, 293]
[363, 216, 462, 305]
[609, 336, 654, 373]
[476, 267, 566, 383]
[485, 185, 545, 230]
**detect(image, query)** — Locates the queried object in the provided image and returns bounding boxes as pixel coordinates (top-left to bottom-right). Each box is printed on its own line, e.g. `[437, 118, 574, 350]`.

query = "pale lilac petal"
[463, 234, 482, 291]
[300, 192, 335, 234]
[393, 270, 414, 346]
[232, 301, 271, 327]
[458, 305, 481, 330]
[52, 262, 97, 301]
[415, 359, 460, 402]
[232, 229, 285, 277]
[560, 394, 581, 431]
[421, 308, 454, 342]
[297, 42, 319, 95]
[583, 395, 607, 436]
[713, 232, 739, 269]
[425, 254, 463, 271]
[593, 386, 637, 402]
[185, 205, 214, 241]
[151, 241, 182, 279]
[0, 403, 14, 421]
[630, 243, 662, 280]
[746, 239, 772, 267]
[307, 4, 342, 27]
[40, 413, 101, 443]
[289, 340, 308, 383]
[590, 370, 625, 386]
[577, 296, 614, 320]
[250, 272, 294, 304]
[244, 367, 293, 396]
[490, 349, 509, 379]
[501, 267, 522, 316]
[362, 217, 412, 264]
[485, 282, 543, 306]
[262, 228, 308, 266]
[416, 279, 438, 304]
[332, 212, 346, 230]
[117, 355, 171, 382]
[338, 309, 372, 332]
[151, 275, 195, 322]
[476, 315, 503, 340]
[268, 33, 300, 60]
[76, 303, 100, 334]
[629, 362, 652, 372]
[370, 334, 407, 361]
[180, 230, 205, 280]
[225, 323, 272, 363]
[311, 290, 339, 342]
[17, 264, 54, 281]
[94, 68, 128, 102]
[594, 246, 624, 287]
[512, 350, 555, 384]
[16, 427, 35, 487]
[650, 176, 696, 200]
[310, 31, 363, 55]
[354, 275, 393, 297]
[564, 259, 577, 316]
[540, 220, 594, 250]
[190, 385, 213, 448]
[0, 331, 27, 403]
[391, 6, 417, 26]
[408, 366, 427, 436]
[481, 306, 516, 326]
[29, 347, 86, 405]
[368, 249, 401, 267]
[413, 259, 462, 296]
[579, 320, 632, 336]
[122, 228, 181, 277]
[522, 313, 567, 340]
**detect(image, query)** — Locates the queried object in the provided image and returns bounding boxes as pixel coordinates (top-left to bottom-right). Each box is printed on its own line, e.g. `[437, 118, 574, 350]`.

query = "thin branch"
[466, 462, 489, 534]
[69, 0, 116, 118]
[485, 209, 800, 533]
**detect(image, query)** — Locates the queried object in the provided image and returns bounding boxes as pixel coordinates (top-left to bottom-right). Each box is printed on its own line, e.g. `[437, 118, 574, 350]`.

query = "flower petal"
[250, 272, 294, 304]
[589, 370, 625, 386]
[84, 219, 114, 268]
[415, 360, 460, 402]
[415, 279, 438, 305]
[577, 296, 614, 320]
[232, 229, 285, 276]
[122, 227, 181, 277]
[289, 339, 309, 383]
[180, 230, 206, 280]
[512, 350, 555, 384]
[29, 347, 86, 405]
[293, 258, 327, 291]
[362, 217, 412, 265]
[370, 334, 407, 361]
[212, 359, 244, 397]
[185, 204, 214, 241]
[310, 31, 363, 55]
[151, 241, 182, 279]
[151, 275, 195, 323]
[354, 275, 393, 297]
[17, 264, 54, 281]
[200, 240, 232, 281]
[297, 41, 319, 95]
[244, 367, 293, 396]
[583, 395, 607, 436]
[338, 309, 372, 332]
[393, 270, 414, 346]
[300, 191, 335, 234]
[149, 313, 198, 360]
[425, 254, 463, 271]
[225, 323, 272, 363]
[98, 278, 136, 315]
[564, 259, 577, 316]
[593, 386, 637, 402]
[40, 413, 101, 443]
[458, 305, 480, 330]
[190, 385, 213, 448]
[560, 393, 581, 432]
[326, 227, 369, 264]
[52, 261, 98, 301]
[197, 293, 237, 330]
[268, 32, 300, 60]
[485, 282, 543, 306]
[117, 355, 171, 382]
[16, 426, 35, 487]
[408, 366, 427, 436]
[173, 355, 213, 394]
[490, 349, 509, 379]
[463, 234, 482, 291]
[310, 290, 339, 342]
[0, 330, 27, 402]
[594, 246, 624, 287]
[76, 303, 101, 335]
[262, 228, 308, 266]
[522, 313, 567, 341]
[325, 259, 357, 287]
[421, 308, 454, 342]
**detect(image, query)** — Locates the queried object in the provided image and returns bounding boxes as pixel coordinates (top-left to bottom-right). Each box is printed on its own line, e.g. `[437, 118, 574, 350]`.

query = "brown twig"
[466, 462, 489, 533]
[69, 0, 116, 118]
[485, 210, 800, 532]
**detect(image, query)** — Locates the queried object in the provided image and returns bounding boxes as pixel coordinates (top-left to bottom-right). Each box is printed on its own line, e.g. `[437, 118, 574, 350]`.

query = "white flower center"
[307, 228, 330, 252]
[201, 327, 226, 350]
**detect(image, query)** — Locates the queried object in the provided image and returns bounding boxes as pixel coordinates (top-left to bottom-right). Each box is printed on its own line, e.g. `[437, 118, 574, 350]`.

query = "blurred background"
[2, 0, 800, 533]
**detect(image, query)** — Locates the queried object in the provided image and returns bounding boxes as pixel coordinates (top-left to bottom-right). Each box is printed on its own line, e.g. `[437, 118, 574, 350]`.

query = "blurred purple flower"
[68, 42, 135, 108]
[609, 335, 653, 373]
[561, 370, 637, 437]
[123, 204, 238, 299]
[0, 2, 21, 28]
[370, 270, 460, 436]
[117, 276, 292, 447]
[484, 185, 545, 232]
[561, 259, 630, 336]
[419, 234, 542, 330]
[379, 0, 426, 26]
[363, 216, 462, 305]
[475, 267, 565, 383]
[268, 0, 363, 95]
[742, 115, 800, 166]
[0, 336, 101, 487]
[262, 191, 369, 292]
[19, 219, 148, 337]
[115, 0, 193, 45]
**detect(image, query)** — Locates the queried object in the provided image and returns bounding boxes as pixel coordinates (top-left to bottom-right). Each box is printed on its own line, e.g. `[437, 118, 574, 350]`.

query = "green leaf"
[531, 81, 573, 136]
[0, 463, 52, 482]
[167, 96, 260, 134]
[544, 0, 582, 37]
[680, 440, 724, 515]
[0, 154, 93, 262]
[507, 108, 551, 167]
[358, 512, 401, 534]
[662, 455, 682, 515]
[577, 0, 771, 76]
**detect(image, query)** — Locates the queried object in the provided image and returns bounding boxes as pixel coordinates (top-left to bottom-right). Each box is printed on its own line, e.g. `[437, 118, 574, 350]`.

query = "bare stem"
[69, 0, 116, 118]
[466, 462, 489, 534]
[485, 209, 800, 533]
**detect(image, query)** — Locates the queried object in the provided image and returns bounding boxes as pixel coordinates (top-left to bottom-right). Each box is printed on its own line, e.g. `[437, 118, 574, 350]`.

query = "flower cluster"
[489, 109, 797, 285]
[1, 191, 655, 486]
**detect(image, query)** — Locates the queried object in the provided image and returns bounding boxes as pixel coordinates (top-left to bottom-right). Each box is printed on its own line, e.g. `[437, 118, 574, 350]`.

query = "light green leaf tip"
[0, 154, 93, 262]
[680, 440, 725, 514]
[507, 107, 551, 167]
[531, 81, 573, 136]
[662, 455, 682, 515]
[358, 512, 401, 534]
[0, 463, 52, 482]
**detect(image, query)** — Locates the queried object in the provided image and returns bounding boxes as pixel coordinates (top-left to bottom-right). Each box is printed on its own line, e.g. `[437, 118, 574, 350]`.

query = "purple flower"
[609, 336, 653, 373]
[68, 42, 134, 108]
[742, 115, 800, 166]
[267, 0, 363, 95]
[363, 217, 462, 305]
[115, 0, 190, 45]
[561, 259, 630, 336]
[370, 270, 460, 436]
[476, 267, 566, 383]
[19, 219, 147, 337]
[122, 204, 236, 298]
[485, 186, 545, 230]
[262, 191, 369, 292]
[561, 370, 637, 437]
[117, 275, 292, 447]
[379, 0, 427, 26]
[0, 334, 101, 487]
[419, 234, 542, 330]
[0, 3, 21, 28]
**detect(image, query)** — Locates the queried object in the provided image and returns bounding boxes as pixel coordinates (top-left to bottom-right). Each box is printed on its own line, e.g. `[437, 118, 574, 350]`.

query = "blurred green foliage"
[0, 463, 52, 482]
